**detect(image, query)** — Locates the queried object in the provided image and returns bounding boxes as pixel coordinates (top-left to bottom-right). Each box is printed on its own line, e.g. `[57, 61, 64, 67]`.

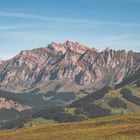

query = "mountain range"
[0, 40, 140, 130]
[0, 40, 139, 92]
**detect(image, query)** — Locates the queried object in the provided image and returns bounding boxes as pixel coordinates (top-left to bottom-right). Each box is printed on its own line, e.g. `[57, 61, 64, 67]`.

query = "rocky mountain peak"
[48, 42, 66, 54]
[0, 40, 139, 92]
[0, 60, 4, 65]
[63, 40, 91, 54]
[47, 40, 93, 55]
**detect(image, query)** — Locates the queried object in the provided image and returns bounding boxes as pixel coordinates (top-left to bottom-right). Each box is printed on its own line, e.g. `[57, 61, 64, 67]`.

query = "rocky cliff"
[0, 40, 139, 92]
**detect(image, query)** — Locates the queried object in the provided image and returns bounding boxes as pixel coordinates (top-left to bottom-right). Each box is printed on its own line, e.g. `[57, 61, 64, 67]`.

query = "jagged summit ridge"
[48, 40, 95, 54]
[0, 40, 139, 91]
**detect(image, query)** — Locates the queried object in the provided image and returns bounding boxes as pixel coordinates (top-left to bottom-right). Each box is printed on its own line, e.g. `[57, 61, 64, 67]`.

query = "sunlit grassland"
[128, 85, 140, 98]
[0, 114, 140, 140]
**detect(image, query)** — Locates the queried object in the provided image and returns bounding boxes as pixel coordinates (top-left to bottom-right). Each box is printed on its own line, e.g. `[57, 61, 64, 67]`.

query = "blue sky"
[0, 0, 140, 59]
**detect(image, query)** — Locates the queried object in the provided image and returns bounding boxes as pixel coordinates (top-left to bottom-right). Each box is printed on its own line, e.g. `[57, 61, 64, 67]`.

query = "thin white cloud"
[0, 24, 31, 31]
[0, 11, 140, 28]
[0, 26, 14, 30]
[0, 30, 49, 41]
[0, 11, 90, 23]
[96, 22, 140, 27]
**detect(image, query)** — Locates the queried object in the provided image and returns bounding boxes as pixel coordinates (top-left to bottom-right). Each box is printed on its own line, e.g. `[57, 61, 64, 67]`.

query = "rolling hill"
[0, 114, 140, 140]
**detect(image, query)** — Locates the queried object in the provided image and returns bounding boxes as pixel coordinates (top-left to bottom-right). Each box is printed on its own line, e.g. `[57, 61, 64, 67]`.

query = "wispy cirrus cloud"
[0, 11, 89, 23]
[0, 26, 14, 30]
[0, 11, 140, 28]
[0, 24, 30, 30]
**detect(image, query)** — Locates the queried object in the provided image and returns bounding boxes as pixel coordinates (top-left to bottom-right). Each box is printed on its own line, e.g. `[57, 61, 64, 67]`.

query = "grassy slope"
[94, 86, 140, 114]
[0, 114, 140, 140]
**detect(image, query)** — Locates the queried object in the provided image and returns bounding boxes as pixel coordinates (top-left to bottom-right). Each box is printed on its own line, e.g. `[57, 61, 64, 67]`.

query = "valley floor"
[0, 114, 140, 140]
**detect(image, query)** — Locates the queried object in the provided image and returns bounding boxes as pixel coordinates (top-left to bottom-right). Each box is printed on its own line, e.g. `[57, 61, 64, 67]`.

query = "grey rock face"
[0, 41, 139, 91]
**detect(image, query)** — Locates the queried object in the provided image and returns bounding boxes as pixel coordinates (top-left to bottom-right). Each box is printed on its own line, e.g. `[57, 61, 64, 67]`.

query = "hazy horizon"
[0, 0, 140, 59]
